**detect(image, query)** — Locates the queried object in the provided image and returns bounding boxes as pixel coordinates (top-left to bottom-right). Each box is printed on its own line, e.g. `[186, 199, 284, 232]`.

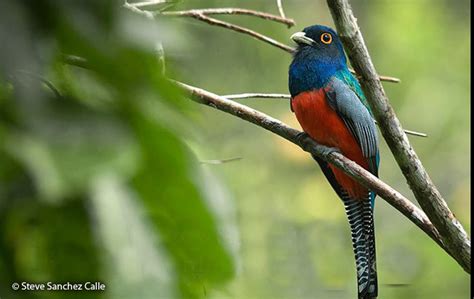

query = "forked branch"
[327, 0, 470, 273]
[161, 8, 295, 27]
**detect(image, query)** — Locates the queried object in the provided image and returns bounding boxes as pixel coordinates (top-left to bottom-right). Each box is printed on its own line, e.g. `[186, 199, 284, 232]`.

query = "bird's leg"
[296, 131, 341, 158]
[295, 131, 310, 145]
[319, 145, 341, 158]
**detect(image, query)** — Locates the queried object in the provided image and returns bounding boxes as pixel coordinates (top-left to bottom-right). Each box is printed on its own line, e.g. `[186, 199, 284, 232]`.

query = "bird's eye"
[321, 33, 332, 44]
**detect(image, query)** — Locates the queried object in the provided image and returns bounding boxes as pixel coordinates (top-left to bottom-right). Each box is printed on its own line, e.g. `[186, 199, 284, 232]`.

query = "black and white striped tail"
[343, 195, 378, 299]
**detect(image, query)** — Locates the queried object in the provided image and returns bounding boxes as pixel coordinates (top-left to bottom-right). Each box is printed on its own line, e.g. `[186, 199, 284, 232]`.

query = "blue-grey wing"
[325, 77, 379, 176]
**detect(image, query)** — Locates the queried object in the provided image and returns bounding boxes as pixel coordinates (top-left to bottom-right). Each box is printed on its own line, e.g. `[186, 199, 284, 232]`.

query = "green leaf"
[129, 104, 235, 298]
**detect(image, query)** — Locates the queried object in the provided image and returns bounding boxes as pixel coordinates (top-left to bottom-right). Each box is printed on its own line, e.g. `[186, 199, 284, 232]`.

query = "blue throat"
[289, 47, 348, 97]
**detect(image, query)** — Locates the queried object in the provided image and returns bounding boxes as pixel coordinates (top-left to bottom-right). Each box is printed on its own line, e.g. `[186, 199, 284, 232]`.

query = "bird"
[288, 25, 380, 299]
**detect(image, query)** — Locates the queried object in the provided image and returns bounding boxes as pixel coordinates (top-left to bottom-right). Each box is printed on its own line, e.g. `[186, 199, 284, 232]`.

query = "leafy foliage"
[0, 1, 234, 298]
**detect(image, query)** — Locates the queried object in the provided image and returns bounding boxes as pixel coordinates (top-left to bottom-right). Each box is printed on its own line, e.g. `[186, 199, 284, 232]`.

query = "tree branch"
[327, 0, 470, 273]
[180, 13, 295, 53]
[173, 80, 455, 258]
[161, 8, 295, 27]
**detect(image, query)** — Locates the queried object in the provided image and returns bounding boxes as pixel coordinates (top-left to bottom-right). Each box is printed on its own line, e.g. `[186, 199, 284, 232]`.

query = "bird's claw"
[295, 132, 310, 144]
[295, 132, 340, 158]
[320, 146, 341, 157]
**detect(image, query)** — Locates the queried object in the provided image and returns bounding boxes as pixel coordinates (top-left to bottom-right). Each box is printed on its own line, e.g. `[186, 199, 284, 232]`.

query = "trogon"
[289, 25, 380, 299]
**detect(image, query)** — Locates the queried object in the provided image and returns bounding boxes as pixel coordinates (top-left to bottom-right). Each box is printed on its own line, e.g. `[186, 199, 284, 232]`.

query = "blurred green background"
[0, 0, 469, 299]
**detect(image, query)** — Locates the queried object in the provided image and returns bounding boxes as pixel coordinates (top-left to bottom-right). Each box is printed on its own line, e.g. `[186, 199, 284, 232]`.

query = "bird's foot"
[295, 132, 340, 158]
[295, 131, 310, 145]
[320, 146, 341, 158]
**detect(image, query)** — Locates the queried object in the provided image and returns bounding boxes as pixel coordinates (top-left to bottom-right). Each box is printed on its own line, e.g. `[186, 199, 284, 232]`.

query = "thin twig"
[124, 1, 155, 19]
[129, 0, 178, 13]
[373, 120, 427, 138]
[276, 0, 287, 21]
[161, 8, 295, 27]
[128, 0, 173, 8]
[376, 74, 401, 83]
[351, 69, 401, 83]
[401, 129, 427, 138]
[200, 157, 242, 164]
[222, 93, 291, 100]
[128, 0, 175, 8]
[124, 4, 295, 53]
[175, 80, 454, 257]
[327, 0, 470, 273]
[187, 13, 295, 53]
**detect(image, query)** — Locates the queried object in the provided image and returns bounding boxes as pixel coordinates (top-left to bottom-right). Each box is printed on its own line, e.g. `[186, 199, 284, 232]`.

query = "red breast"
[292, 89, 369, 200]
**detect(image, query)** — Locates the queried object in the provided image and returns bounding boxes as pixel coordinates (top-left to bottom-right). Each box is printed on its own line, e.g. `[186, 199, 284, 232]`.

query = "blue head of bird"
[289, 25, 348, 96]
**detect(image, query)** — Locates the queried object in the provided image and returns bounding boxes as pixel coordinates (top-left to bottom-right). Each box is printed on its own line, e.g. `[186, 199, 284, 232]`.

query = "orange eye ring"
[321, 33, 332, 44]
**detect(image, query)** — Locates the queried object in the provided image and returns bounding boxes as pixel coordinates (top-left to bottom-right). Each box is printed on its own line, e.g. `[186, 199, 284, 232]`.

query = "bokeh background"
[0, 0, 470, 299]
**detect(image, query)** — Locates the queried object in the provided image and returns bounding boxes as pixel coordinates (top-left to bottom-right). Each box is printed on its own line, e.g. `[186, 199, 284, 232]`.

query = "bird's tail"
[343, 195, 378, 299]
